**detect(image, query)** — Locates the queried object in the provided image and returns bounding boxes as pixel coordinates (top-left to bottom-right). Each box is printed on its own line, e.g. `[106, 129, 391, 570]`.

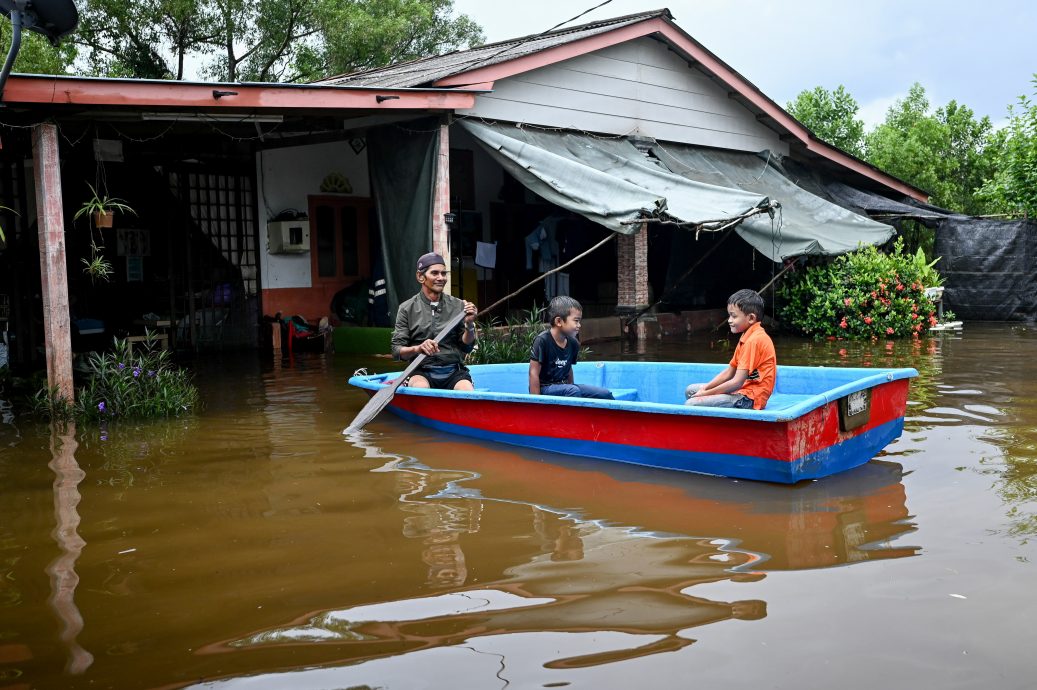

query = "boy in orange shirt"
[685, 289, 776, 410]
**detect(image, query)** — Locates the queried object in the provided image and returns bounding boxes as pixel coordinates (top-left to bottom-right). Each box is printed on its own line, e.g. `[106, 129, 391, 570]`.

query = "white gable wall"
[465, 37, 788, 155]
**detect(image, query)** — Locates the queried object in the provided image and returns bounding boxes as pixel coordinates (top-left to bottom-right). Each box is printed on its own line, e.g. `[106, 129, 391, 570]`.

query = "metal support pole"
[32, 123, 74, 401]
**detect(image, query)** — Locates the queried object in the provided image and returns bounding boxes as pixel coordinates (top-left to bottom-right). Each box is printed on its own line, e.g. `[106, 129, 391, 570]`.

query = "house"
[0, 8, 929, 398]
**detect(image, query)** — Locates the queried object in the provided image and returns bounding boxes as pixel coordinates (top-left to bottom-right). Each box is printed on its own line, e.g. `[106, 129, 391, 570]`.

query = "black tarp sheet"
[369, 118, 439, 316]
[935, 217, 1037, 321]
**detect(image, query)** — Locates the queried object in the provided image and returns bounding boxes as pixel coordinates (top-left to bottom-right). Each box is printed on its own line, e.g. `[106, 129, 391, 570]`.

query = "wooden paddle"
[344, 309, 466, 434]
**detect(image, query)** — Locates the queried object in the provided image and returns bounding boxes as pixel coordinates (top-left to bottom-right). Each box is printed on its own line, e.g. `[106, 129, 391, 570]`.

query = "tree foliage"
[313, 0, 483, 78]
[865, 83, 996, 214]
[977, 76, 1037, 218]
[72, 0, 212, 79]
[787, 82, 1014, 216]
[71, 0, 483, 82]
[787, 85, 866, 157]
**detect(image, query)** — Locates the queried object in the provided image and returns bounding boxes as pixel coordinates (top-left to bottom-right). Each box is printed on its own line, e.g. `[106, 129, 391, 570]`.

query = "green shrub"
[466, 302, 593, 365]
[777, 239, 939, 340]
[32, 331, 199, 420]
[466, 303, 547, 365]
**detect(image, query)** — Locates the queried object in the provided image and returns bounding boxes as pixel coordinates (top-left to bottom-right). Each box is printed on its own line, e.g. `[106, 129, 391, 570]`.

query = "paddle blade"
[344, 385, 398, 434]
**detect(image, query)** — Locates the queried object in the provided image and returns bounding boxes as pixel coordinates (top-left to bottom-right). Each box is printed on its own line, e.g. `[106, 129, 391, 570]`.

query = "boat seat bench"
[765, 392, 813, 410]
[609, 388, 639, 401]
[472, 386, 639, 401]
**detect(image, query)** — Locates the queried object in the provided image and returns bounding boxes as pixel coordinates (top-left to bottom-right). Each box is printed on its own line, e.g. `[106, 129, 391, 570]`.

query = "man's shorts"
[408, 364, 473, 390]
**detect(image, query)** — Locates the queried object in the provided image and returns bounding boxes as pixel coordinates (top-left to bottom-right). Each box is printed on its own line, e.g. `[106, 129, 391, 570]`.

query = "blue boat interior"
[350, 362, 918, 422]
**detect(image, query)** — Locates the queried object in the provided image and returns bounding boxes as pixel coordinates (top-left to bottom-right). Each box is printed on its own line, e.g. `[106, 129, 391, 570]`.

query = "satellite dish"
[0, 0, 79, 46]
[0, 0, 77, 101]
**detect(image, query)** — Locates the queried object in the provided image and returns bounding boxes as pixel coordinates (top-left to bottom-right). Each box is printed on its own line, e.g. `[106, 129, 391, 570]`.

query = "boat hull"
[348, 362, 915, 484]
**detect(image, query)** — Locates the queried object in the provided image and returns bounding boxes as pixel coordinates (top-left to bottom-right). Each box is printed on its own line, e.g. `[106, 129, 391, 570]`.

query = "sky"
[450, 0, 1036, 128]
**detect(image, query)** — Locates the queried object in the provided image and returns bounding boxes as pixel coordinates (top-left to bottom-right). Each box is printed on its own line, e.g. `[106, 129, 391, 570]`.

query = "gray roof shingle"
[316, 9, 672, 88]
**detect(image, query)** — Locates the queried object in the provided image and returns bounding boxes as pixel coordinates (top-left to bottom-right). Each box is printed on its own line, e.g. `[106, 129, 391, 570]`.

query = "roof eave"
[0, 74, 483, 112]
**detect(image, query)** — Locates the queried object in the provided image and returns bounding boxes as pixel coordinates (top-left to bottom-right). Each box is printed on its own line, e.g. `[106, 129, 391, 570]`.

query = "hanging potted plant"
[0, 204, 16, 249]
[74, 183, 136, 282]
[74, 182, 136, 229]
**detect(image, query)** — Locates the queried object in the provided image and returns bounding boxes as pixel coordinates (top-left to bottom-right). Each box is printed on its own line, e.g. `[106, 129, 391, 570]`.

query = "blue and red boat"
[347, 362, 917, 484]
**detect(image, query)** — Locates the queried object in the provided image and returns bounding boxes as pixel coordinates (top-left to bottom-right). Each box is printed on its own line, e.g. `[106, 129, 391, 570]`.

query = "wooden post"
[32, 124, 73, 401]
[431, 115, 452, 293]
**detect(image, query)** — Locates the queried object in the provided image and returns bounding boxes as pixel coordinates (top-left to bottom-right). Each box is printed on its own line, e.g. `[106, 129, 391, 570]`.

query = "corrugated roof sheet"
[315, 9, 672, 88]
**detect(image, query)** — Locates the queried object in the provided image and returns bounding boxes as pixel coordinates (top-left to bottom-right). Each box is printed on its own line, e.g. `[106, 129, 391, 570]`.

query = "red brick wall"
[617, 223, 649, 309]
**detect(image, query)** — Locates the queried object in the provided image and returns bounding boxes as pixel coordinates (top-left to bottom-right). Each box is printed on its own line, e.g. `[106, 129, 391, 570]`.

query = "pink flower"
[844, 298, 852, 306]
[864, 316, 873, 325]
[886, 327, 894, 335]
[839, 319, 848, 329]
[896, 283, 905, 291]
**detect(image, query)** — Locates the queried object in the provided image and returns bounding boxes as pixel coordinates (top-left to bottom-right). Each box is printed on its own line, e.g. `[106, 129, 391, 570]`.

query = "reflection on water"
[184, 433, 917, 687]
[384, 456, 482, 589]
[45, 423, 93, 674]
[1, 325, 1036, 688]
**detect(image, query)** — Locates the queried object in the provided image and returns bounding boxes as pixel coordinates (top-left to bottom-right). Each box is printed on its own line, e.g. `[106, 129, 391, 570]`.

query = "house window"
[308, 195, 371, 284]
[315, 205, 337, 277]
[340, 206, 359, 277]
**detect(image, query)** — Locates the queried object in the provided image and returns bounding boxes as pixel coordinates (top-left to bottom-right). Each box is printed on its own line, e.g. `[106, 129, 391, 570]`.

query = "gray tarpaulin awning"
[773, 158, 949, 226]
[647, 143, 895, 258]
[460, 120, 767, 233]
[460, 120, 895, 261]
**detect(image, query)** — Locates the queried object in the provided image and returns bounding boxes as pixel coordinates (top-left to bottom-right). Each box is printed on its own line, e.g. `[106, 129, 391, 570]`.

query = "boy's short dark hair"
[547, 295, 582, 324]
[729, 289, 764, 320]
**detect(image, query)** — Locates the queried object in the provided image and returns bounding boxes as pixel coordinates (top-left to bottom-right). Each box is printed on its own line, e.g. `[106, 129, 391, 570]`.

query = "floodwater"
[1, 323, 1035, 689]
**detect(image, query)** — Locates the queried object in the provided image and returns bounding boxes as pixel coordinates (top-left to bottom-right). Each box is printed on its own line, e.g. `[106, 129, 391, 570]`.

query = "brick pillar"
[33, 124, 73, 401]
[431, 116, 452, 293]
[616, 222, 649, 339]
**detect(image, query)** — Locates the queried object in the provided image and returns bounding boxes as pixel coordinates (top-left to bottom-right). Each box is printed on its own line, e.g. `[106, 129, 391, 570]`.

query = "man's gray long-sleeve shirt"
[391, 291, 474, 368]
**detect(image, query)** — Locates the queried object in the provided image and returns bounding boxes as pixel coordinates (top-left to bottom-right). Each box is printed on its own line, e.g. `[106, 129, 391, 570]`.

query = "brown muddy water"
[1, 323, 1035, 690]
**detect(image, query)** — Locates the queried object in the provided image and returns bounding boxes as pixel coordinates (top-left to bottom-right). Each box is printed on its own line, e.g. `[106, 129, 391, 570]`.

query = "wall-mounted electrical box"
[267, 220, 310, 254]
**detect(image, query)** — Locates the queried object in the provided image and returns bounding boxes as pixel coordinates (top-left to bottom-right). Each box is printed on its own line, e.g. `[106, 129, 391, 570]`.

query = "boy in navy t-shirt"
[529, 296, 614, 399]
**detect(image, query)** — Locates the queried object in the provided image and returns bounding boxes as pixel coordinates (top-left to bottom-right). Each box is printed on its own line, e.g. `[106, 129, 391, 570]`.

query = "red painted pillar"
[32, 123, 74, 401]
[431, 116, 452, 293]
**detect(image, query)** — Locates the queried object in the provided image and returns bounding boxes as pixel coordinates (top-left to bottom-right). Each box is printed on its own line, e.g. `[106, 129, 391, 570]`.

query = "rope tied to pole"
[619, 198, 781, 240]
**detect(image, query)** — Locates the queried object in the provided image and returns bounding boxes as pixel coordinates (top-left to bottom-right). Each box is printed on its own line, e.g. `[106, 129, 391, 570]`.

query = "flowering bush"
[32, 331, 199, 420]
[777, 239, 939, 340]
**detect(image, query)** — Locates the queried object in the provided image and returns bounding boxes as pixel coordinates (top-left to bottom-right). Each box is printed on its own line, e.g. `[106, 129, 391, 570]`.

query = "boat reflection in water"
[191, 436, 918, 688]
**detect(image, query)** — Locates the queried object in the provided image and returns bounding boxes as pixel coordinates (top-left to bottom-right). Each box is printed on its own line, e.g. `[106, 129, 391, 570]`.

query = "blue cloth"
[541, 383, 614, 399]
[524, 228, 543, 269]
[525, 214, 564, 269]
[538, 214, 562, 263]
